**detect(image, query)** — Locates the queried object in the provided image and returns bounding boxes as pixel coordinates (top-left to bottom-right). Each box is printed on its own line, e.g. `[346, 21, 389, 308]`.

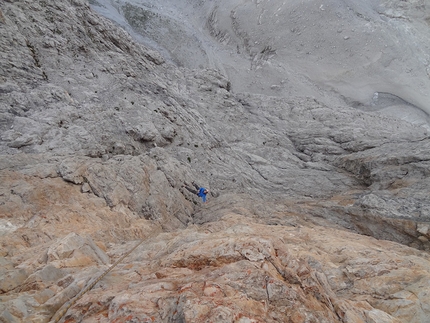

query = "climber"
[182, 181, 209, 203]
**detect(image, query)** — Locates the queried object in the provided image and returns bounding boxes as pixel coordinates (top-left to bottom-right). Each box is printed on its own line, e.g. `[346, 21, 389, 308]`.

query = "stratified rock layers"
[0, 0, 429, 322]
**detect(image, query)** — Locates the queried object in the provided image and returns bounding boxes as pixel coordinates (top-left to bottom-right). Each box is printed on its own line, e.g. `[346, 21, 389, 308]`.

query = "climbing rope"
[49, 237, 148, 323]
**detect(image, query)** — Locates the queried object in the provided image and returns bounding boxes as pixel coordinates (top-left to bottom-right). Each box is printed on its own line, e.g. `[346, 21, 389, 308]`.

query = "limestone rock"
[365, 309, 401, 323]
[92, 0, 430, 124]
[81, 182, 91, 193]
[57, 215, 430, 323]
[0, 0, 430, 322]
[0, 269, 28, 293]
[19, 264, 65, 292]
[46, 233, 110, 267]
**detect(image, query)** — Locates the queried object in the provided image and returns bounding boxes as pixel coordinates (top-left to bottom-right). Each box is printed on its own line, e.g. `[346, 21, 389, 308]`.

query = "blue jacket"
[197, 187, 208, 202]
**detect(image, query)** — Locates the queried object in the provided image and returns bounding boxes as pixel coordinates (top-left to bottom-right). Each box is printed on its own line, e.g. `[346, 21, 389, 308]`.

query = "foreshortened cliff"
[1, 1, 430, 322]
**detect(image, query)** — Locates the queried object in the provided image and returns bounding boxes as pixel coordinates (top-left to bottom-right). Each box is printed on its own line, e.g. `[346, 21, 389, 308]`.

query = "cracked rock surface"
[1, 0, 430, 322]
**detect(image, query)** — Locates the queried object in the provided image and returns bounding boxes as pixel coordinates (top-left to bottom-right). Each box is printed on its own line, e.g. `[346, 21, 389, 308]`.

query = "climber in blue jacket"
[182, 181, 209, 203]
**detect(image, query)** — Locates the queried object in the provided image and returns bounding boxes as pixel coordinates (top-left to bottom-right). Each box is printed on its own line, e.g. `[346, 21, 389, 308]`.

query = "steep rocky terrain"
[1, 0, 430, 322]
[91, 0, 430, 127]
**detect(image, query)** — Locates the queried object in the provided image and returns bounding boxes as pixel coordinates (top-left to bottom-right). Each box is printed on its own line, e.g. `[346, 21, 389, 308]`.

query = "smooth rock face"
[0, 0, 429, 322]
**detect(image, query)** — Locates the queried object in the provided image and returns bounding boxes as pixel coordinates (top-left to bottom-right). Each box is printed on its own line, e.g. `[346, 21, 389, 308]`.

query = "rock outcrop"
[0, 0, 429, 322]
[91, 0, 430, 126]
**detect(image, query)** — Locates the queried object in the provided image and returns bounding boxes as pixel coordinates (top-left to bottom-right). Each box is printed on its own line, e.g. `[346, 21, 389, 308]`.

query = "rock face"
[0, 0, 430, 322]
[91, 0, 430, 126]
